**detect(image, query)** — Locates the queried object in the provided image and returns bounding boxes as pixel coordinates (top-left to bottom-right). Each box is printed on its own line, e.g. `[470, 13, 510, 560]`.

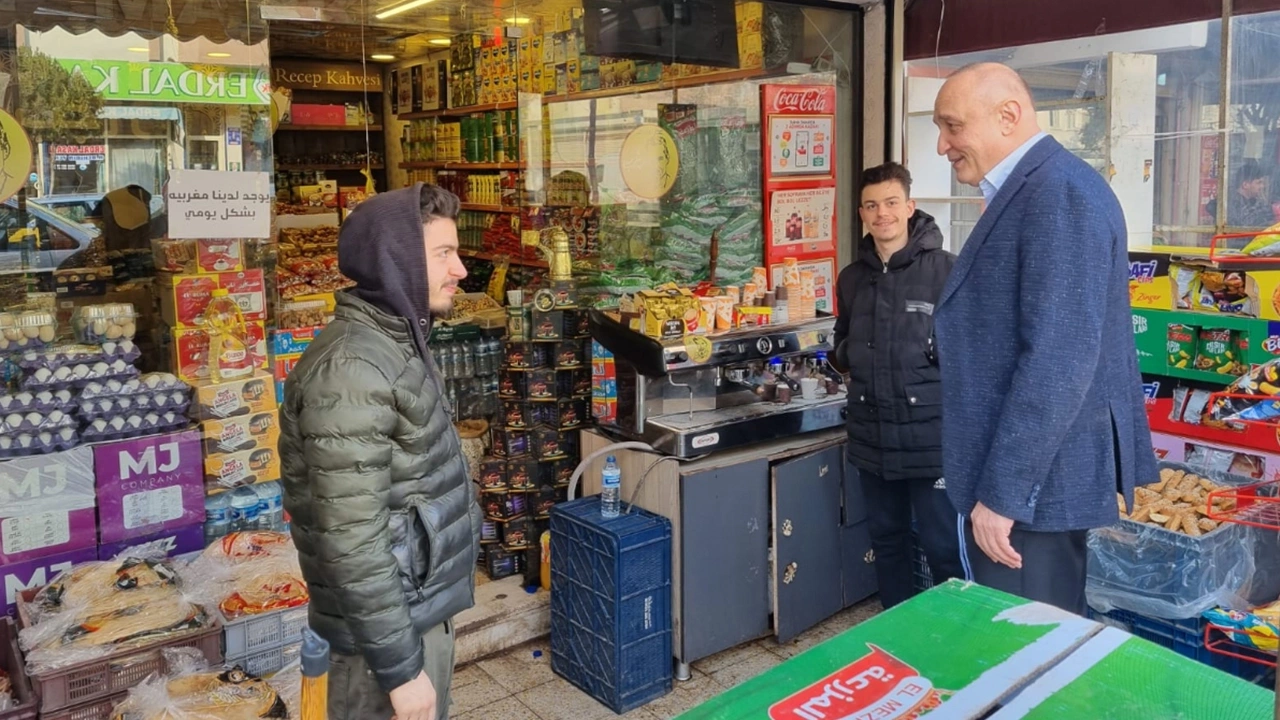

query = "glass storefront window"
[906, 20, 1231, 250]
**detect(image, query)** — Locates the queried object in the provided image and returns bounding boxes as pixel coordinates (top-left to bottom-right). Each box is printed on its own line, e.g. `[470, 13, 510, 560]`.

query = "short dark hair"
[1239, 160, 1267, 186]
[420, 183, 460, 222]
[861, 162, 913, 197]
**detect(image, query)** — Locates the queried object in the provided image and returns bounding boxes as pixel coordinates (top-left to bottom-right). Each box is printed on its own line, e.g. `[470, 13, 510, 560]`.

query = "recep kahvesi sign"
[59, 59, 270, 106]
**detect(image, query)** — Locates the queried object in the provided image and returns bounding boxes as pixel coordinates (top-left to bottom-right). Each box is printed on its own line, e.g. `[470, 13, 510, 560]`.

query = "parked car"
[0, 197, 100, 275]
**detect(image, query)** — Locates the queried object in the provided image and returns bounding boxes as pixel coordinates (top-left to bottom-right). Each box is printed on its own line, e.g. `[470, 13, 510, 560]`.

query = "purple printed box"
[98, 522, 205, 561]
[0, 445, 97, 565]
[93, 430, 204, 545]
[1, 545, 97, 617]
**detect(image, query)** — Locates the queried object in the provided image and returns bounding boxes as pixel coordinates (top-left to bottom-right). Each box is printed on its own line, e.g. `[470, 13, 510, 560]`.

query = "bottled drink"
[462, 340, 475, 376]
[256, 481, 285, 531]
[204, 492, 232, 546]
[230, 486, 263, 531]
[601, 455, 621, 519]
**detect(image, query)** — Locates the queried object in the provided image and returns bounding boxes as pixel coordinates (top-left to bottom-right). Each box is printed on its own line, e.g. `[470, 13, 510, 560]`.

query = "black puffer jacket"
[280, 186, 481, 693]
[833, 210, 955, 481]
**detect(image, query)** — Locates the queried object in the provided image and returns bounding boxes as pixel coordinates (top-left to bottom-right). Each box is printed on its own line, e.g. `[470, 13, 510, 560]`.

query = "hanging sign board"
[165, 170, 272, 239]
[271, 60, 383, 92]
[60, 60, 270, 105]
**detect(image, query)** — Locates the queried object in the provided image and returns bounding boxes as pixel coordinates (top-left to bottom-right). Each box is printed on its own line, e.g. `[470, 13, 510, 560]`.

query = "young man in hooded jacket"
[280, 184, 482, 720]
[833, 162, 965, 608]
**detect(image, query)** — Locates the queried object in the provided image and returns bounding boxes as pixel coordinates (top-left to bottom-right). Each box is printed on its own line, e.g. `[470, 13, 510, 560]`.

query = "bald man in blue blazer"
[930, 63, 1157, 614]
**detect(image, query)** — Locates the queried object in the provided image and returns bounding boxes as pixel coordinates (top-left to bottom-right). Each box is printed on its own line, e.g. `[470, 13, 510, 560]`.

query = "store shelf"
[460, 204, 519, 214]
[1151, 365, 1241, 386]
[277, 124, 384, 132]
[399, 101, 520, 120]
[399, 161, 523, 171]
[394, 68, 767, 122]
[459, 248, 547, 269]
[1146, 394, 1280, 455]
[278, 164, 385, 171]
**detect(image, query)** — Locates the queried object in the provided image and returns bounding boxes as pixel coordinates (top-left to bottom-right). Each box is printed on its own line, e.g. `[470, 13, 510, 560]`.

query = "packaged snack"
[1195, 328, 1234, 373]
[1195, 270, 1258, 316]
[1167, 324, 1198, 369]
[479, 459, 507, 493]
[1241, 222, 1280, 257]
[1170, 264, 1200, 310]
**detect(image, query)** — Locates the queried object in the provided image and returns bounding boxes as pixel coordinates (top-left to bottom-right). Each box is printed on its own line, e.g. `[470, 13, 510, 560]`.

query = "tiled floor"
[448, 598, 884, 719]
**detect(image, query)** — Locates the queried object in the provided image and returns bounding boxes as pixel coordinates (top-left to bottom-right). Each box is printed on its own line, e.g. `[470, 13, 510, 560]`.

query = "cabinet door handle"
[864, 550, 875, 564]
[783, 562, 798, 584]
[782, 519, 793, 537]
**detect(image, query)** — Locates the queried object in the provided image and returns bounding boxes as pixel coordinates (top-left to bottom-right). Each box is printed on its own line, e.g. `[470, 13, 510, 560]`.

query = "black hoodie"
[338, 183, 435, 360]
[833, 210, 955, 481]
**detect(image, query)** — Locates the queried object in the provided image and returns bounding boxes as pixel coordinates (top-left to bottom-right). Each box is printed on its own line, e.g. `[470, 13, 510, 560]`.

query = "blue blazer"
[934, 136, 1157, 532]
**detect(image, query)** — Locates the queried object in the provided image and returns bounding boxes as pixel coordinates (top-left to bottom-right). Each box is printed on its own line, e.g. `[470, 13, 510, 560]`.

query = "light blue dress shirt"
[979, 132, 1049, 205]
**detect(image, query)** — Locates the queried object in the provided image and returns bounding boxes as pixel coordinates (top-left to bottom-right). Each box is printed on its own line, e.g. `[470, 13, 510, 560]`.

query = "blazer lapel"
[937, 137, 1063, 309]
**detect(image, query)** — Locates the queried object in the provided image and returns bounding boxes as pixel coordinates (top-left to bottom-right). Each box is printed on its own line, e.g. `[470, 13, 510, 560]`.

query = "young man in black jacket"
[833, 162, 965, 608]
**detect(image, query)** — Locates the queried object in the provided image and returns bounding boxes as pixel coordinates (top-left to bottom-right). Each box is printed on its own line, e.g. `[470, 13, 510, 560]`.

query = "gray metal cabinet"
[841, 521, 878, 607]
[579, 428, 877, 666]
[680, 460, 772, 663]
[772, 445, 845, 643]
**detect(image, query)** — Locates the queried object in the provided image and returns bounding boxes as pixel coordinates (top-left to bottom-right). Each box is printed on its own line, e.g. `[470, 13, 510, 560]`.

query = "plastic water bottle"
[601, 455, 621, 519]
[229, 486, 263, 531]
[204, 492, 232, 546]
[256, 481, 285, 531]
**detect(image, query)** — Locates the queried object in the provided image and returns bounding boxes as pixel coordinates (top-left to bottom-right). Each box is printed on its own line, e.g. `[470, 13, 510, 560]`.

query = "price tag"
[685, 335, 713, 364]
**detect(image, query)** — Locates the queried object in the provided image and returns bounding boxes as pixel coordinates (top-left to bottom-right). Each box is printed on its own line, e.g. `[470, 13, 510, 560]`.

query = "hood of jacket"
[338, 184, 434, 359]
[856, 209, 944, 272]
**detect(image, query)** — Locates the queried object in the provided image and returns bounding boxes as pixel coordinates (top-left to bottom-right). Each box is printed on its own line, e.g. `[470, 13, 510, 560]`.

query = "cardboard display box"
[97, 522, 205, 561]
[0, 545, 97, 617]
[0, 445, 97, 565]
[92, 430, 204, 545]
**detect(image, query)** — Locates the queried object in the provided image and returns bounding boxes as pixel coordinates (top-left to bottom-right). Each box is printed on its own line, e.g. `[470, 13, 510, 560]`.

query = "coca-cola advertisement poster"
[761, 84, 838, 276]
[764, 86, 836, 179]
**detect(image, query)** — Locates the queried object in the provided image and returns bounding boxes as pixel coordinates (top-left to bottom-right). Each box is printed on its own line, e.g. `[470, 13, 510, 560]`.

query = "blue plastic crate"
[911, 536, 934, 592]
[1088, 607, 1274, 686]
[549, 497, 673, 714]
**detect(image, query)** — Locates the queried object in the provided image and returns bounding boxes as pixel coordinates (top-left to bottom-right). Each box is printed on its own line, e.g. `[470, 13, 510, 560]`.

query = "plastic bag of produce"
[1086, 462, 1280, 619]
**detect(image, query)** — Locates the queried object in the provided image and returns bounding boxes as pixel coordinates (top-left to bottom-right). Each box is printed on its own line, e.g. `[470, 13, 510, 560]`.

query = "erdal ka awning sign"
[58, 60, 270, 105]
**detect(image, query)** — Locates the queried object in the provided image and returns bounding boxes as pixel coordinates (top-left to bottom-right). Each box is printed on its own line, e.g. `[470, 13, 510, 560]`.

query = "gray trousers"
[327, 621, 455, 720]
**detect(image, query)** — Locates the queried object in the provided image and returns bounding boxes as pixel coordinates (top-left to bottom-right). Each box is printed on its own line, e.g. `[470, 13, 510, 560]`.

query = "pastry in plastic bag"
[22, 558, 208, 672]
[186, 532, 308, 621]
[110, 666, 287, 720]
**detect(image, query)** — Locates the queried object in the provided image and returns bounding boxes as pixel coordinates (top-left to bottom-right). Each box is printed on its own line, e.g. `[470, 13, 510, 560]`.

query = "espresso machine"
[589, 310, 846, 458]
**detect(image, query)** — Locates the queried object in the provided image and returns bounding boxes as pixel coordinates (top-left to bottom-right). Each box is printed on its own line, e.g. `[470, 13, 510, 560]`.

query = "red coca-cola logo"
[771, 88, 832, 114]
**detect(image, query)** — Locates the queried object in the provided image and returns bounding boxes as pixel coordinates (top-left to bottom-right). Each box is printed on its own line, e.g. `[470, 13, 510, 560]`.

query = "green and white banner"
[58, 59, 270, 105]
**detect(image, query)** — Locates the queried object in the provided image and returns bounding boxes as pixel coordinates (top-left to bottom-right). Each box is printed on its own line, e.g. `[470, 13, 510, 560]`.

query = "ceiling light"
[206, 52, 232, 58]
[370, 53, 396, 60]
[428, 38, 451, 46]
[374, 0, 435, 20]
[504, 15, 530, 25]
[127, 46, 149, 53]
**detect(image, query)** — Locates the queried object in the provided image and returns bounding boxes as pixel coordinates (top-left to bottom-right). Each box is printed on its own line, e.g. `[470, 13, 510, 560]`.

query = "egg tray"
[76, 391, 190, 421]
[0, 428, 79, 458]
[80, 374, 187, 402]
[1, 409, 77, 434]
[0, 390, 77, 415]
[12, 342, 142, 372]
[20, 365, 140, 393]
[0, 335, 55, 354]
[80, 412, 189, 443]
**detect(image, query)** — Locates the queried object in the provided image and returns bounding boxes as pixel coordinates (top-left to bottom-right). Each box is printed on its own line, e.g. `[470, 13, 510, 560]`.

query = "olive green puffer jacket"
[280, 293, 481, 693]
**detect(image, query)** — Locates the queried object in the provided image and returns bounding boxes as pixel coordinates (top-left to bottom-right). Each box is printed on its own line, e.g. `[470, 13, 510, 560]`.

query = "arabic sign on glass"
[59, 60, 271, 105]
[166, 170, 272, 239]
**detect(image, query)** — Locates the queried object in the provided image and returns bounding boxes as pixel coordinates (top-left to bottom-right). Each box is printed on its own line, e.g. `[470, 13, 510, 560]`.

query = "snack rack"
[1203, 479, 1280, 714]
